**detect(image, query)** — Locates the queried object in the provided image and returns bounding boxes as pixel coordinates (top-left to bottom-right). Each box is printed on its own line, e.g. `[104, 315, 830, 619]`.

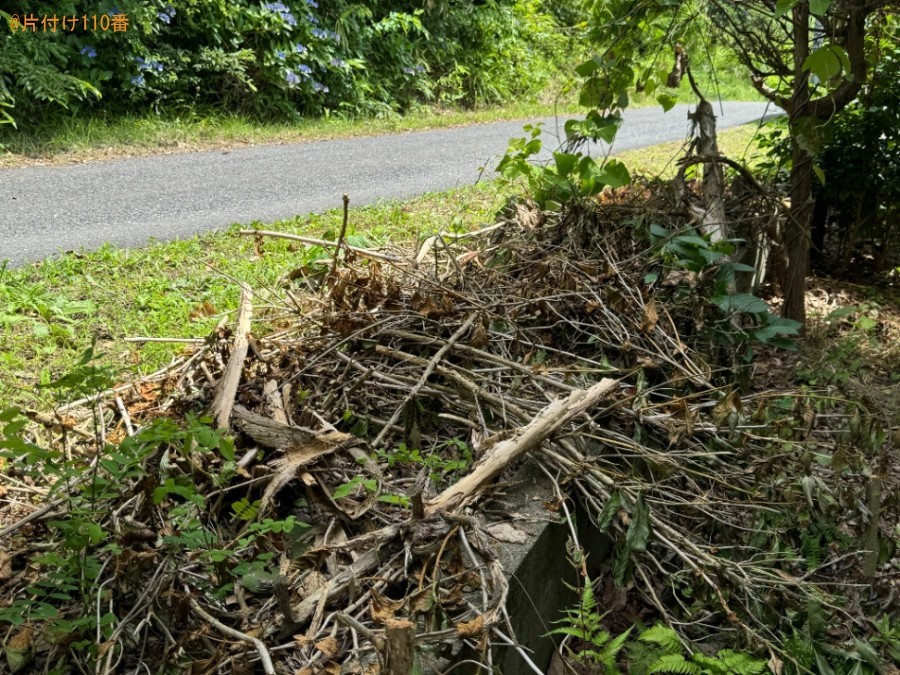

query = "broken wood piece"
[263, 379, 317, 487]
[379, 618, 416, 675]
[208, 284, 253, 429]
[232, 405, 316, 447]
[426, 378, 618, 514]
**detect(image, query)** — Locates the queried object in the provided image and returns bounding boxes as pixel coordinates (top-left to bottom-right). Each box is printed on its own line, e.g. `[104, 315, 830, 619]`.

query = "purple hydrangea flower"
[306, 0, 319, 7]
[275, 50, 287, 60]
[311, 27, 327, 39]
[80, 46, 97, 58]
[285, 70, 300, 85]
[131, 75, 145, 87]
[265, 2, 296, 27]
[298, 64, 312, 75]
[330, 58, 345, 67]
[294, 43, 307, 54]
[403, 66, 415, 75]
[312, 81, 328, 93]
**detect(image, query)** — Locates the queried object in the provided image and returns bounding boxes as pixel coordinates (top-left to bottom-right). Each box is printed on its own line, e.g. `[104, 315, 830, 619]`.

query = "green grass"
[0, 182, 509, 410]
[0, 58, 761, 168]
[0, 98, 580, 168]
[0, 122, 765, 412]
[614, 121, 768, 179]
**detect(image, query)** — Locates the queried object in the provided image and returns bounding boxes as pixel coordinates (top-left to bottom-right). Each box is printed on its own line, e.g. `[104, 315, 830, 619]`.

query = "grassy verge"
[0, 63, 761, 168]
[0, 98, 580, 169]
[0, 123, 766, 411]
[613, 119, 768, 178]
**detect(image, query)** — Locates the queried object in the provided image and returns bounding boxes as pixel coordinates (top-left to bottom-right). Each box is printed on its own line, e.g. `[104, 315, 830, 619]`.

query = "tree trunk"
[781, 2, 813, 332]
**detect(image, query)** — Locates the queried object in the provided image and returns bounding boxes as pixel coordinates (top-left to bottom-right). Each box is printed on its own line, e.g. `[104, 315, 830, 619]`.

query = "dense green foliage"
[0, 0, 570, 127]
[811, 26, 900, 274]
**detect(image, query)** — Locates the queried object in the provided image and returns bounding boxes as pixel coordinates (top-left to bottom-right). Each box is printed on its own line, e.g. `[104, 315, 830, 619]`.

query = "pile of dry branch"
[1, 186, 897, 674]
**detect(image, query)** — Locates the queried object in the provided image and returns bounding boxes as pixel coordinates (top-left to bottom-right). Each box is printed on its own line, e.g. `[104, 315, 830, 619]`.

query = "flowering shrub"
[0, 0, 568, 126]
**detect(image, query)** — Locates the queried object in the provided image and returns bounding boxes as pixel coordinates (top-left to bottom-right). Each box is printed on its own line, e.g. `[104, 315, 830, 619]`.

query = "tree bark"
[781, 2, 813, 331]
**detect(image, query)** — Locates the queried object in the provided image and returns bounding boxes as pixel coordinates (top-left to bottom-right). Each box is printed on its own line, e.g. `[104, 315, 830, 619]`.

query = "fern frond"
[601, 626, 633, 659]
[714, 650, 767, 675]
[648, 654, 701, 675]
[640, 625, 683, 653]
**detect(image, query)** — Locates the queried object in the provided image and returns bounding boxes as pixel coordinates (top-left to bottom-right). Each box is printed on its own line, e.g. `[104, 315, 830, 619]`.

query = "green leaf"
[803, 44, 850, 81]
[826, 306, 858, 320]
[626, 493, 650, 553]
[649, 653, 700, 675]
[575, 56, 602, 77]
[649, 224, 668, 238]
[553, 152, 580, 178]
[597, 491, 621, 532]
[774, 0, 800, 18]
[810, 0, 833, 16]
[813, 165, 825, 185]
[598, 159, 631, 188]
[656, 93, 678, 112]
[856, 316, 877, 331]
[0, 407, 22, 423]
[713, 294, 770, 315]
[639, 625, 682, 651]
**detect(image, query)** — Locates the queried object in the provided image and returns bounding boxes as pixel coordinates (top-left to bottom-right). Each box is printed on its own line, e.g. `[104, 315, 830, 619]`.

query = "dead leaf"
[190, 301, 218, 321]
[455, 615, 485, 638]
[0, 551, 12, 581]
[315, 636, 339, 658]
[7, 627, 31, 651]
[712, 389, 743, 427]
[6, 627, 33, 674]
[370, 589, 404, 625]
[469, 320, 489, 348]
[485, 522, 529, 544]
[640, 299, 659, 333]
[768, 654, 784, 675]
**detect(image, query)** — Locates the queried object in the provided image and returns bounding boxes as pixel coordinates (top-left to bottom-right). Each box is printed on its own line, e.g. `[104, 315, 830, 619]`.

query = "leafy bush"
[0, 0, 569, 128]
[810, 31, 900, 275]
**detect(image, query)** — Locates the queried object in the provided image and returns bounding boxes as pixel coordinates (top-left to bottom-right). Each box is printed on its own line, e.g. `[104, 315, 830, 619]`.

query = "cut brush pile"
[1, 185, 897, 674]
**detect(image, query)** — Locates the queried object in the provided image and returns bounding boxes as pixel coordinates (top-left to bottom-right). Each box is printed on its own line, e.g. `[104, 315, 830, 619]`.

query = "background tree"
[579, 0, 899, 329]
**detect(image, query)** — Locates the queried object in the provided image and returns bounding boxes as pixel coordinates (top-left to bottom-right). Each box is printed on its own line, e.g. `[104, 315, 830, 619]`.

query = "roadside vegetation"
[1, 1, 898, 673]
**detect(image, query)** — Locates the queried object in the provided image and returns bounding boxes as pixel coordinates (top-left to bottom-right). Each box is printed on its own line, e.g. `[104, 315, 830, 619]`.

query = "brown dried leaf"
[0, 551, 12, 581]
[315, 636, 340, 658]
[485, 522, 529, 544]
[712, 389, 743, 427]
[370, 589, 404, 625]
[190, 301, 218, 321]
[7, 627, 31, 651]
[640, 299, 659, 333]
[456, 615, 485, 638]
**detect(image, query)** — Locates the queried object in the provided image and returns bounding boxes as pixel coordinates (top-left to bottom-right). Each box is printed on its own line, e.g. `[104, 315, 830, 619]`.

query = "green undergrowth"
[0, 181, 507, 411]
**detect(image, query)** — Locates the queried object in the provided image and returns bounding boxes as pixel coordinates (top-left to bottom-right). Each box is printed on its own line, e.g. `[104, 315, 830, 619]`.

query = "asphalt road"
[1, 102, 775, 266]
